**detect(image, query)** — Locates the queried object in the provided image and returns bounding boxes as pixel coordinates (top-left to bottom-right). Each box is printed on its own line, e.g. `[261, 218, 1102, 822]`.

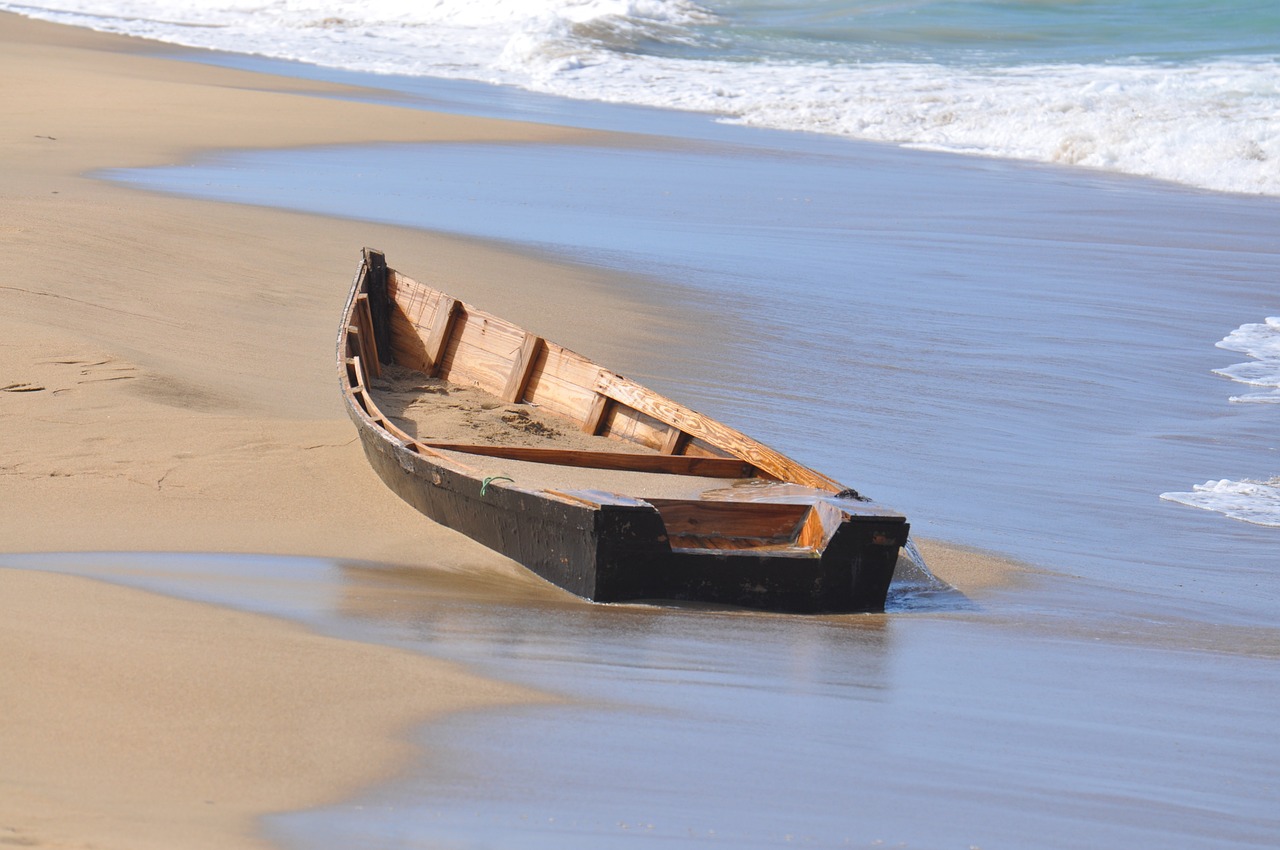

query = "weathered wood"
[796, 501, 840, 550]
[547, 489, 655, 508]
[523, 344, 606, 422]
[339, 248, 909, 613]
[602, 403, 670, 451]
[349, 355, 368, 396]
[421, 297, 459, 377]
[502, 332, 543, 403]
[352, 294, 381, 378]
[440, 309, 529, 393]
[596, 372, 843, 492]
[661, 426, 686, 456]
[363, 249, 392, 365]
[420, 442, 755, 478]
[344, 325, 361, 360]
[683, 437, 734, 459]
[647, 498, 811, 543]
[582, 392, 610, 435]
[388, 272, 452, 373]
[665, 535, 813, 553]
[387, 269, 444, 331]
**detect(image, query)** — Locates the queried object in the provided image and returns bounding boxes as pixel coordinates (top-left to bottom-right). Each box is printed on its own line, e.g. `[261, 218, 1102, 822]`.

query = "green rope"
[480, 475, 514, 496]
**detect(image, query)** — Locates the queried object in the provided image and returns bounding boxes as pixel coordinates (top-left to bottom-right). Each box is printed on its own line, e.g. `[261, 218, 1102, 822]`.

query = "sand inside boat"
[367, 365, 813, 503]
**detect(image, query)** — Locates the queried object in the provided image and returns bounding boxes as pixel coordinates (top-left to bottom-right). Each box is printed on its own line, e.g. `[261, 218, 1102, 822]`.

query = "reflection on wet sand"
[6, 551, 1279, 849]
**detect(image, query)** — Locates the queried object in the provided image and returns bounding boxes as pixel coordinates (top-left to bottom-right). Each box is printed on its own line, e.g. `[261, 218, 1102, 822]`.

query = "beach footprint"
[51, 356, 138, 388]
[2, 355, 138, 397]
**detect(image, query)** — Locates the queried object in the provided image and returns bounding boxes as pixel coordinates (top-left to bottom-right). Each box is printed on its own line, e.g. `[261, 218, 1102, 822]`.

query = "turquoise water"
[7, 4, 1280, 847]
[103, 121, 1280, 624]
[698, 0, 1280, 64]
[6, 0, 1279, 193]
[7, 552, 1279, 850]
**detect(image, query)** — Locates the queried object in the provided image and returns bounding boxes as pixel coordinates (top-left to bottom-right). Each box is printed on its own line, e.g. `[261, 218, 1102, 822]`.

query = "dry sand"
[0, 11, 1024, 850]
[0, 567, 550, 850]
[0, 13, 596, 850]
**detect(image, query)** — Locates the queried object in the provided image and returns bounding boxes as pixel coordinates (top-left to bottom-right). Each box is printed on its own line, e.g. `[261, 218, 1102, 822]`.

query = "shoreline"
[0, 566, 551, 850]
[1, 11, 1031, 850]
[1, 10, 1020, 584]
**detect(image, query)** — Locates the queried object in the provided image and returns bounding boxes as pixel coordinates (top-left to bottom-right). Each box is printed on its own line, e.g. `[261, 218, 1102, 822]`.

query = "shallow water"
[6, 552, 1277, 850]
[88, 65, 1280, 848]
[104, 90, 1280, 628]
[21, 25, 1280, 850]
[8, 0, 1280, 194]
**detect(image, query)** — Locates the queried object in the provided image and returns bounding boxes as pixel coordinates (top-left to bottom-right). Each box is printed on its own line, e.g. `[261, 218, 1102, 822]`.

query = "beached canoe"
[338, 249, 909, 613]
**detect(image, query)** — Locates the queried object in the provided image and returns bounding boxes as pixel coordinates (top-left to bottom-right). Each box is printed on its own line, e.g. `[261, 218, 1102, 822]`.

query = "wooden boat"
[338, 248, 909, 613]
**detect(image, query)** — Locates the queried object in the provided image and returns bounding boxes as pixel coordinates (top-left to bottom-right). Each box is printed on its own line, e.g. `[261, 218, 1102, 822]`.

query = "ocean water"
[1160, 316, 1280, 526]
[5, 0, 1279, 195]
[10, 4, 1280, 848]
[7, 551, 1279, 850]
[102, 126, 1280, 614]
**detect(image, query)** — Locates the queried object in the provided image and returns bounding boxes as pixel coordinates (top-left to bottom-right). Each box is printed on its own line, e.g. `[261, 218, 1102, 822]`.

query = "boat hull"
[339, 248, 910, 614]
[351, 417, 907, 613]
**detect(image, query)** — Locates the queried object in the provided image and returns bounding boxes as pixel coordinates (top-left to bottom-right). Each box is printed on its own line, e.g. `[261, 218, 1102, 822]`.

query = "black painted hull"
[350, 414, 907, 613]
[338, 248, 909, 614]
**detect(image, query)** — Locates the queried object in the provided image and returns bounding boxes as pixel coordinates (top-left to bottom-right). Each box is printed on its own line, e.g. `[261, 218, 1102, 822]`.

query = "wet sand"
[8, 549, 1277, 850]
[0, 12, 1026, 850]
[0, 567, 548, 850]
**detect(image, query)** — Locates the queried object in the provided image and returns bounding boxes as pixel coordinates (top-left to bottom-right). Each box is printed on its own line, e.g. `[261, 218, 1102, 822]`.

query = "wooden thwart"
[419, 442, 755, 478]
[648, 498, 811, 543]
[338, 249, 909, 613]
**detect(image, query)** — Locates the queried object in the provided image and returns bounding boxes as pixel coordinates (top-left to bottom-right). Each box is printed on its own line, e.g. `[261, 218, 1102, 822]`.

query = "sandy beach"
[0, 12, 639, 849]
[0, 13, 606, 848]
[0, 10, 1122, 850]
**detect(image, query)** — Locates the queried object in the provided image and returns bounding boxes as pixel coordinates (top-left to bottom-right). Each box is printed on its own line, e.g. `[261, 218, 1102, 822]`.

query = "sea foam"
[1161, 318, 1280, 528]
[1160, 478, 1280, 528]
[1214, 316, 1280, 403]
[5, 0, 1280, 196]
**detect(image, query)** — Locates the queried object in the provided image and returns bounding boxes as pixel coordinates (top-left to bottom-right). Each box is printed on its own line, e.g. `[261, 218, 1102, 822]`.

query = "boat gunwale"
[336, 249, 911, 612]
[339, 250, 842, 492]
[337, 248, 906, 550]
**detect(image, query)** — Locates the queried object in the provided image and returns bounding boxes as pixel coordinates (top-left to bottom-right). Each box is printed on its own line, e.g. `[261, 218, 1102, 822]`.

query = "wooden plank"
[602, 404, 669, 451]
[349, 354, 368, 391]
[343, 357, 360, 391]
[387, 269, 443, 333]
[595, 372, 844, 492]
[422, 297, 459, 377]
[388, 309, 431, 373]
[661, 426, 686, 456]
[363, 249, 392, 364]
[547, 489, 655, 509]
[344, 324, 361, 361]
[647, 498, 810, 542]
[666, 535, 808, 553]
[524, 345, 609, 421]
[353, 294, 381, 378]
[582, 392, 609, 435]
[796, 502, 840, 550]
[667, 537, 816, 555]
[420, 442, 755, 478]
[501, 332, 543, 404]
[527, 366, 601, 422]
[683, 438, 734, 459]
[438, 309, 528, 393]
